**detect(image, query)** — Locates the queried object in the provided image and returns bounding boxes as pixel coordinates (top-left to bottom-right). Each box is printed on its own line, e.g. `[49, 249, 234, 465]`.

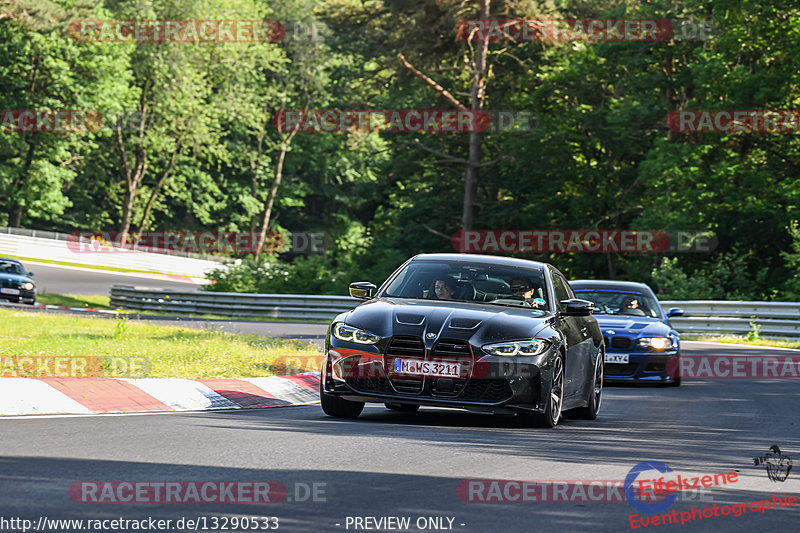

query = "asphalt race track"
[22, 261, 204, 295]
[1, 342, 798, 533]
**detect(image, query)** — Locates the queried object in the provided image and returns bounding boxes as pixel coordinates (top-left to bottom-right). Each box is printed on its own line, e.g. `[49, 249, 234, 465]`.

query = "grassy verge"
[683, 334, 800, 350]
[0, 309, 322, 378]
[37, 293, 112, 309]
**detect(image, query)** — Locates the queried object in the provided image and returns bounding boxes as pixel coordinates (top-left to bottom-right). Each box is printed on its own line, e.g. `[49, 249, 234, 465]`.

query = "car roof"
[411, 253, 548, 271]
[0, 257, 22, 264]
[570, 279, 655, 292]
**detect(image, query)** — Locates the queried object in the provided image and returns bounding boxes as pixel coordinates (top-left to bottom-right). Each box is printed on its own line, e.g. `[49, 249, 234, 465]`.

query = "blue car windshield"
[572, 288, 662, 318]
[0, 260, 25, 276]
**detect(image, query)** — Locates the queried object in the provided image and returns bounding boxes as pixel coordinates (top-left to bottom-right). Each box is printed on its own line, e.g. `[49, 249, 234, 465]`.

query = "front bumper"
[0, 289, 35, 304]
[321, 346, 555, 414]
[604, 351, 680, 384]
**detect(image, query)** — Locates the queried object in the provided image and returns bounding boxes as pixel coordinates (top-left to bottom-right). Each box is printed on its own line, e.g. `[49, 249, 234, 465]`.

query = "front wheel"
[527, 353, 564, 428]
[574, 349, 603, 420]
[320, 385, 364, 418]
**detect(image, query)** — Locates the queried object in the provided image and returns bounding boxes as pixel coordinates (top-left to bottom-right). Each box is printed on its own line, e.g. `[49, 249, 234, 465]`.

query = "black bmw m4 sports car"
[320, 253, 604, 428]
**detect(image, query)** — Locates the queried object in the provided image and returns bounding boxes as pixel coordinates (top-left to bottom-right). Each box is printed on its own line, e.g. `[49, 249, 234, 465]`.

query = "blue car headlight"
[22, 282, 34, 290]
[332, 322, 381, 344]
[482, 339, 549, 356]
[637, 337, 673, 350]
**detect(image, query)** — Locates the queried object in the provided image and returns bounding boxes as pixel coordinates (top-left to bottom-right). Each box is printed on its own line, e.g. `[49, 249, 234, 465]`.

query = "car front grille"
[610, 336, 633, 350]
[344, 336, 514, 404]
[1, 280, 21, 289]
[605, 363, 638, 376]
[385, 336, 425, 393]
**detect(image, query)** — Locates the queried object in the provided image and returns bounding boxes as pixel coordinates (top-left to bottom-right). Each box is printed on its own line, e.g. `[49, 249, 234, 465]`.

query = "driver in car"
[510, 278, 543, 308]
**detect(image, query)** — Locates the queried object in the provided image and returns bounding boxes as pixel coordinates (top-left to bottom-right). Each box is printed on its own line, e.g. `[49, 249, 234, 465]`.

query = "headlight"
[638, 337, 673, 350]
[332, 323, 381, 344]
[22, 282, 34, 291]
[482, 339, 549, 356]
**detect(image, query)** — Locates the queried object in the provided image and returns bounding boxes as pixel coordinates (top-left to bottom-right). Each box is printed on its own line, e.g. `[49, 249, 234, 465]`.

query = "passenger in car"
[432, 277, 457, 300]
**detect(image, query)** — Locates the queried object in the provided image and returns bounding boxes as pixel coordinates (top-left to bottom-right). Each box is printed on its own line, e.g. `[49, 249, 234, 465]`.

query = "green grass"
[36, 293, 112, 309]
[0, 308, 322, 378]
[684, 334, 800, 350]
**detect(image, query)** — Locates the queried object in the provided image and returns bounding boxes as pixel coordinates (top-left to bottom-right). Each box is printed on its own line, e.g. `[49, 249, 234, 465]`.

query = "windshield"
[571, 287, 662, 318]
[381, 260, 549, 309]
[0, 260, 25, 276]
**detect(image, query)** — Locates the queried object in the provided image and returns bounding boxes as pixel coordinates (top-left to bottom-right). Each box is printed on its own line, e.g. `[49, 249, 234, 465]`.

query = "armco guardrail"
[109, 288, 800, 336]
[110, 286, 359, 320]
[661, 300, 800, 337]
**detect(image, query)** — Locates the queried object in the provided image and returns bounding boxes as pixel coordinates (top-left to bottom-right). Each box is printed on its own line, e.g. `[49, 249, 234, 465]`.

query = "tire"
[666, 377, 681, 387]
[385, 403, 420, 412]
[574, 349, 603, 420]
[320, 383, 364, 418]
[528, 352, 565, 428]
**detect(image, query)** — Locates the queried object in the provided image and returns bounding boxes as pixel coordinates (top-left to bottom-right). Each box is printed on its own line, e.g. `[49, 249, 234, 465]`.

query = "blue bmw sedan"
[569, 280, 683, 386]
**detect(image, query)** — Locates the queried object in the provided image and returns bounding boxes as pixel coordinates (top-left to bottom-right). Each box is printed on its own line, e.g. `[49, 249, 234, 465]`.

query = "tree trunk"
[255, 142, 289, 257]
[133, 140, 182, 245]
[461, 0, 490, 232]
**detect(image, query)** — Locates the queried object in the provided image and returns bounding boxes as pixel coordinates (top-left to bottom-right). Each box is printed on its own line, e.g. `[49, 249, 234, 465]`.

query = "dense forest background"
[2, 0, 800, 299]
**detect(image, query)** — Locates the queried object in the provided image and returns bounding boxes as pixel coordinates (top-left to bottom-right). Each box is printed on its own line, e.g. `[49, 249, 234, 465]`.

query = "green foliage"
[3, 0, 800, 301]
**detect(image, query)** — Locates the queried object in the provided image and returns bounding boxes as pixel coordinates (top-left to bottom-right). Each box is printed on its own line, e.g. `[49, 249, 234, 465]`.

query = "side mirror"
[27, 272, 34, 277]
[561, 298, 594, 316]
[667, 307, 684, 318]
[349, 281, 377, 300]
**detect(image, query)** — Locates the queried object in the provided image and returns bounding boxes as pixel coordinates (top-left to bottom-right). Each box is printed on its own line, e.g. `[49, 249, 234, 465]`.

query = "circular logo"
[625, 461, 677, 514]
[425, 333, 437, 340]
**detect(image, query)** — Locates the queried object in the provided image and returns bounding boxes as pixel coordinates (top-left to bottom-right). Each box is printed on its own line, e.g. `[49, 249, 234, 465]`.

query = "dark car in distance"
[320, 253, 604, 428]
[0, 258, 35, 305]
[569, 280, 683, 386]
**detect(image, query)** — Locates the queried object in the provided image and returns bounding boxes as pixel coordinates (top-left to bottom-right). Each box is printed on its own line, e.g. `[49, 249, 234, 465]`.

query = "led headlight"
[482, 339, 549, 356]
[638, 337, 673, 350]
[22, 282, 34, 290]
[332, 323, 381, 344]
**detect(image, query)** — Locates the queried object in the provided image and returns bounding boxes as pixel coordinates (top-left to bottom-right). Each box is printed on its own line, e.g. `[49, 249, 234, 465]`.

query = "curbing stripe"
[122, 378, 239, 411]
[0, 378, 94, 415]
[0, 373, 320, 416]
[244, 374, 319, 405]
[36, 377, 170, 413]
[196, 379, 291, 408]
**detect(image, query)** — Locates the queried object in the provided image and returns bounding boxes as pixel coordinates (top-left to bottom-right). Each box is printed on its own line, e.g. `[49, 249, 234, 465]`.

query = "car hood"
[343, 297, 554, 345]
[593, 315, 674, 336]
[0, 273, 34, 284]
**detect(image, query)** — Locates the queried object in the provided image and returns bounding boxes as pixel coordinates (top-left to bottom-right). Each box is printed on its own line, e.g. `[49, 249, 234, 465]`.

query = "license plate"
[394, 359, 460, 378]
[605, 353, 629, 364]
[0, 288, 20, 295]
